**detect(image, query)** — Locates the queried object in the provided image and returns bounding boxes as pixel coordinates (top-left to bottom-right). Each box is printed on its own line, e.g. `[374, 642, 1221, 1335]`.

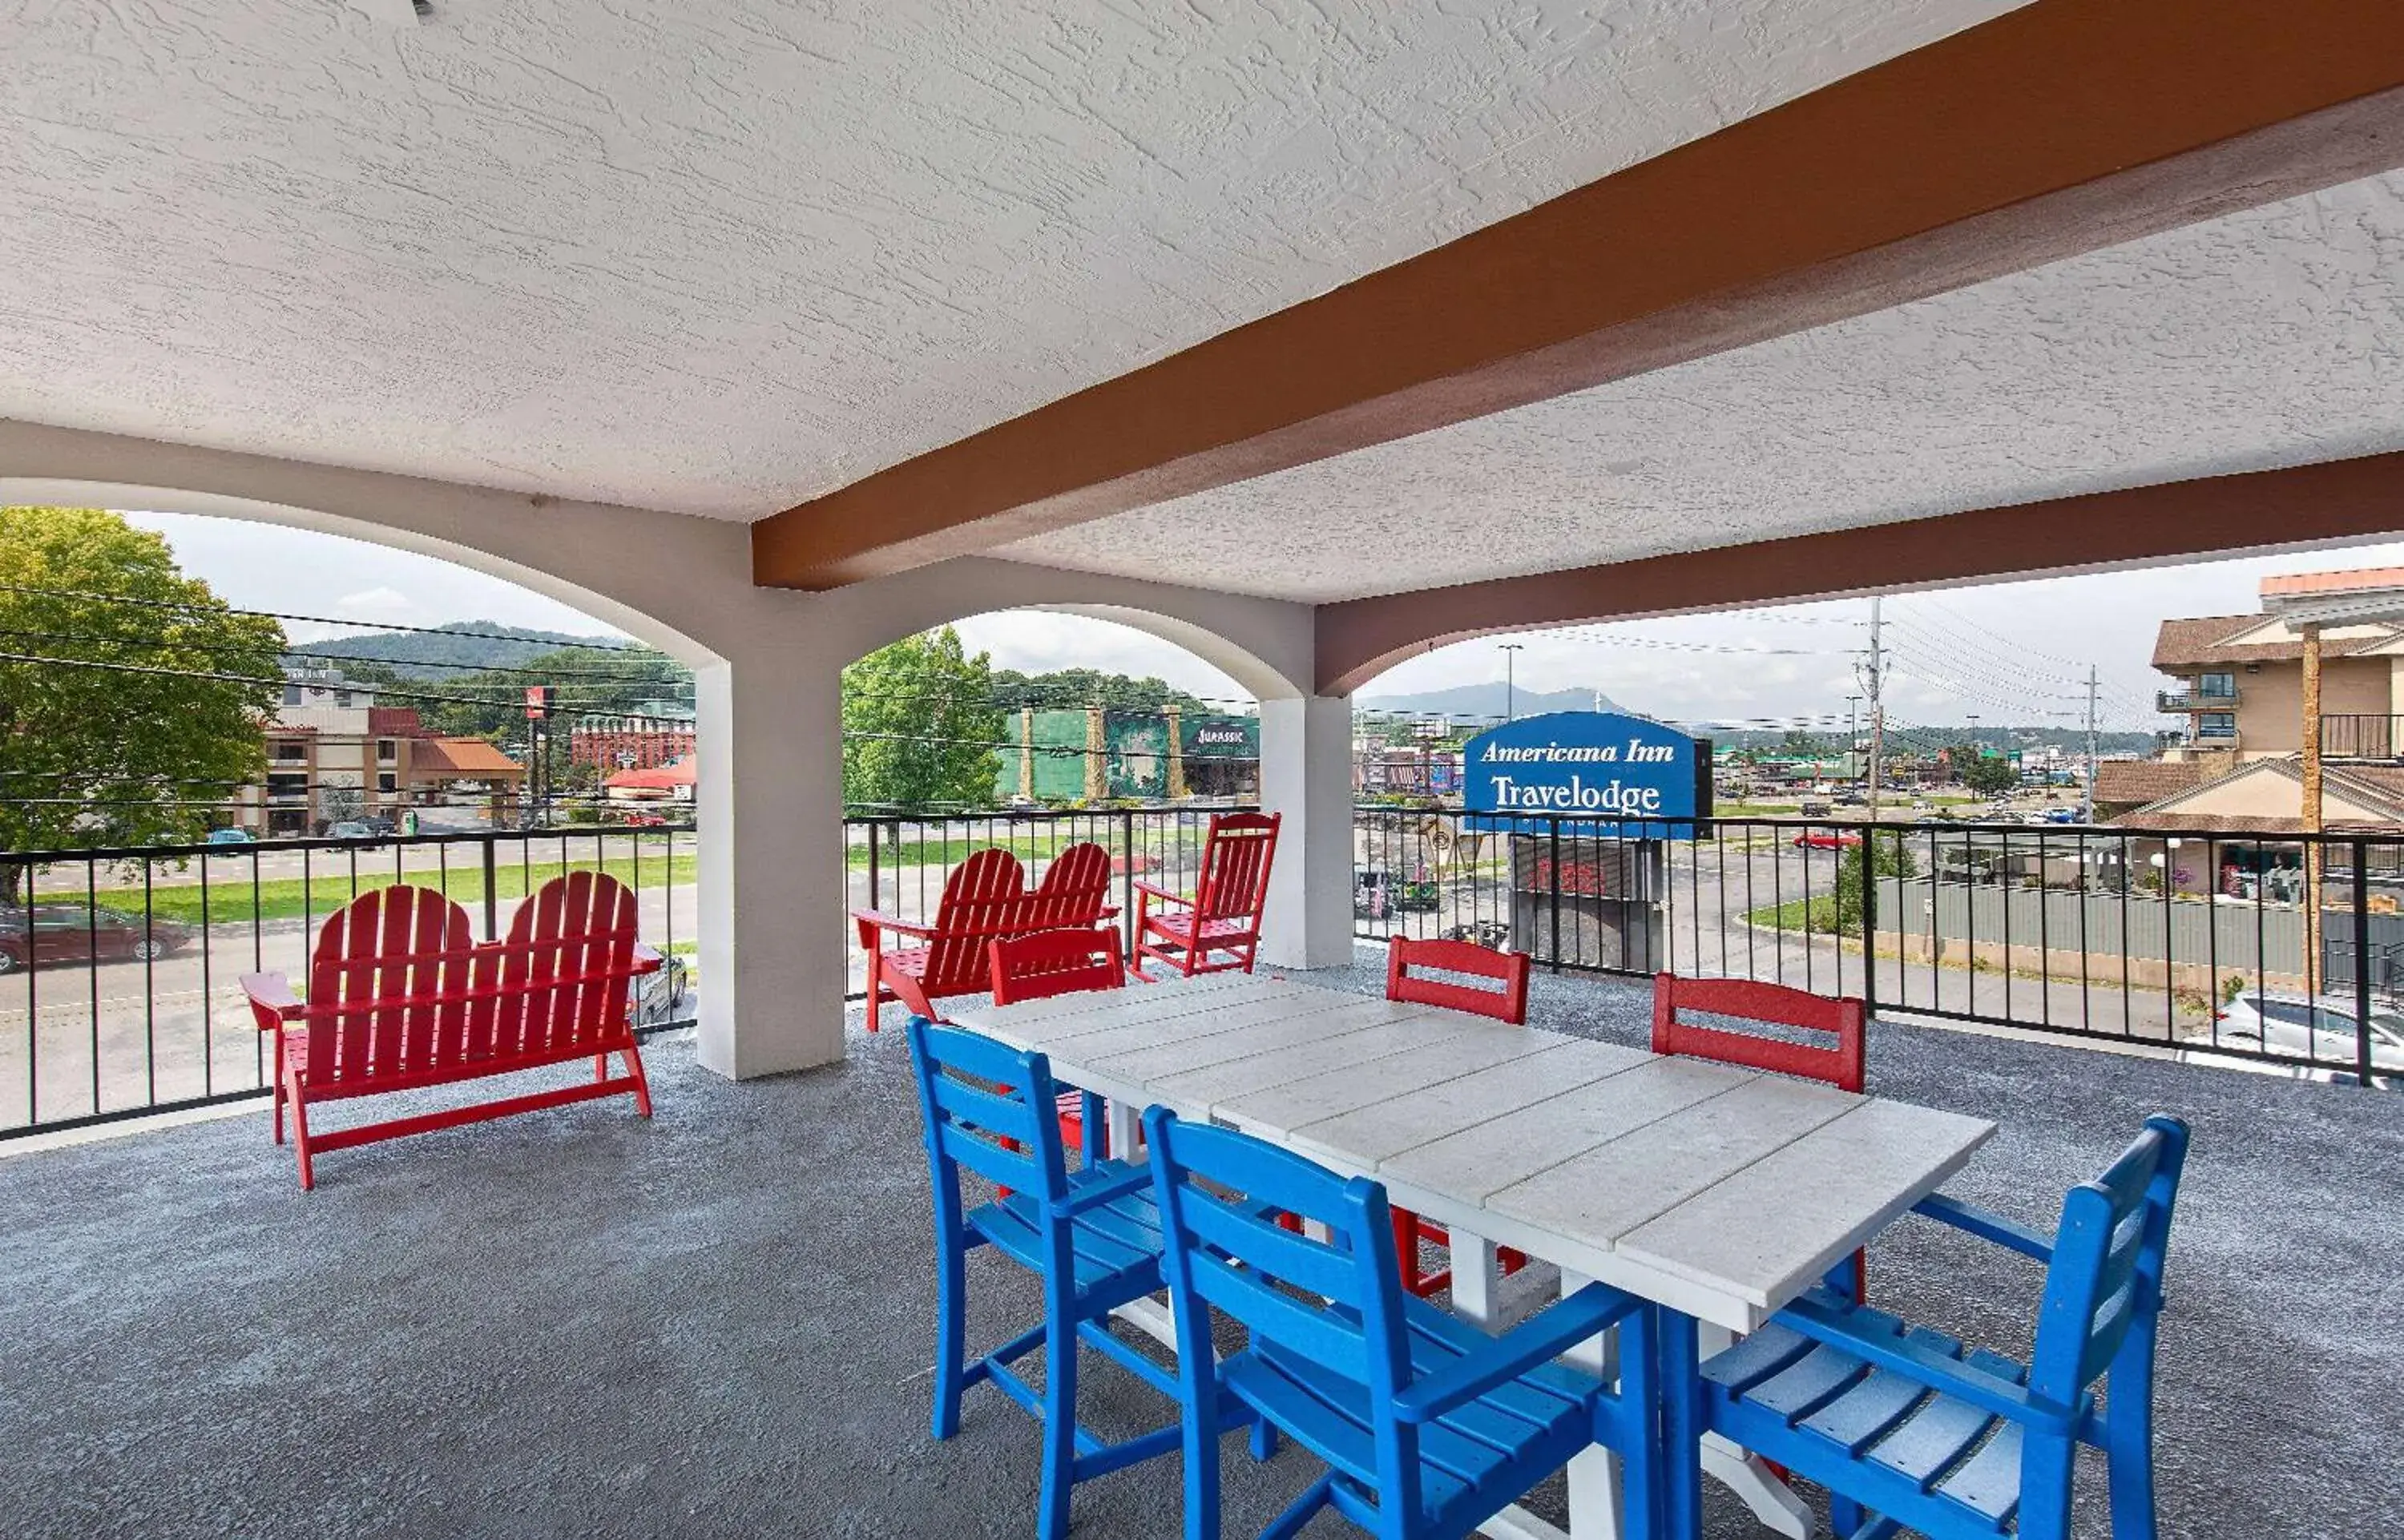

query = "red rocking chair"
[1131, 811, 1280, 979]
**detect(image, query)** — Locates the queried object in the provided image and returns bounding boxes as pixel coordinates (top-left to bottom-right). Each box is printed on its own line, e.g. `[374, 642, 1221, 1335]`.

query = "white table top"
[945, 973, 1995, 1332]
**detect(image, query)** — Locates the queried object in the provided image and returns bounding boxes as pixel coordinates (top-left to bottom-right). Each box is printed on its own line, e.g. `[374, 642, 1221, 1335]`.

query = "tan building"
[2152, 611, 2404, 767]
[237, 670, 526, 836]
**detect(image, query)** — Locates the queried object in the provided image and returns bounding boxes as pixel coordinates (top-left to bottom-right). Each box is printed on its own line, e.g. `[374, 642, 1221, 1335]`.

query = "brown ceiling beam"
[753, 0, 2404, 591]
[1316, 453, 2404, 695]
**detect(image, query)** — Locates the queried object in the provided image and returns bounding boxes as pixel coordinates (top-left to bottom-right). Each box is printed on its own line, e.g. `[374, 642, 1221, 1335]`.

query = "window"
[2197, 712, 2237, 740]
[266, 773, 309, 800]
[377, 738, 397, 764]
[2199, 671, 2237, 699]
[280, 683, 301, 706]
[334, 691, 353, 709]
[269, 740, 307, 763]
[377, 772, 398, 793]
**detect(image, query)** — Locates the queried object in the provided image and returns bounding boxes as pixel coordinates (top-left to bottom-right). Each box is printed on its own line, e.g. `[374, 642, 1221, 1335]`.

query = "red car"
[1791, 830, 1864, 851]
[0, 905, 192, 973]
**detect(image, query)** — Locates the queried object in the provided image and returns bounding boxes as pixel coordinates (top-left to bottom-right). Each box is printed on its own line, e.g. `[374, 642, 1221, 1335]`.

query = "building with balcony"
[2154, 598, 2404, 767]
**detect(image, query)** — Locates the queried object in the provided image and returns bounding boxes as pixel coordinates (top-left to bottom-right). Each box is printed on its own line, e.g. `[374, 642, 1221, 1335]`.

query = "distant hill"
[289, 622, 630, 677]
[1357, 683, 1633, 722]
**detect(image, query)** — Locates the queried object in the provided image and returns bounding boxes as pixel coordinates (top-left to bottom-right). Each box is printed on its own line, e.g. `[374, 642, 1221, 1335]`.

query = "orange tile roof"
[412, 737, 523, 776]
[2092, 760, 2208, 807]
[2261, 566, 2404, 597]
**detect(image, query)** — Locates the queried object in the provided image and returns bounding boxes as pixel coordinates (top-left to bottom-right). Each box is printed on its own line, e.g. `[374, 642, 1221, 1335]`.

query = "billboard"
[1462, 712, 1709, 840]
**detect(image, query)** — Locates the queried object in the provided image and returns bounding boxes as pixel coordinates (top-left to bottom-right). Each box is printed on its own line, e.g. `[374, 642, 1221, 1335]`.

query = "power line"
[0, 581, 644, 655]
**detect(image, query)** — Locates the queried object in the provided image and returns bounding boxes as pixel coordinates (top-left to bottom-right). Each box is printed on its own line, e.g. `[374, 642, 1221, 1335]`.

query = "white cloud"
[334, 585, 414, 615]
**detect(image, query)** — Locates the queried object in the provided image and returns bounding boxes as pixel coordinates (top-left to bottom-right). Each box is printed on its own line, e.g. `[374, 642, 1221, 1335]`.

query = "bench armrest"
[1131, 879, 1191, 906]
[1393, 1281, 1641, 1424]
[1773, 1292, 2082, 1435]
[1911, 1192, 2055, 1264]
[240, 973, 303, 1030]
[851, 907, 939, 947]
[631, 944, 664, 976]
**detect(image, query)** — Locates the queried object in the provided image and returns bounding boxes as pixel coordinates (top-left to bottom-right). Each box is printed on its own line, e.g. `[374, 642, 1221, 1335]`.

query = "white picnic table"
[944, 971, 1995, 1540]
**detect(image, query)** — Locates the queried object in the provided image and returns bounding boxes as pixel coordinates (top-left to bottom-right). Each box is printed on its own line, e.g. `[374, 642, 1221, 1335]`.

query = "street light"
[1498, 643, 1526, 722]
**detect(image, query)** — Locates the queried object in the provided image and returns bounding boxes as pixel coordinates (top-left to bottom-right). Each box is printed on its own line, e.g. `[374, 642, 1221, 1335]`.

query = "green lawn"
[1745, 895, 1849, 935]
[83, 852, 700, 928]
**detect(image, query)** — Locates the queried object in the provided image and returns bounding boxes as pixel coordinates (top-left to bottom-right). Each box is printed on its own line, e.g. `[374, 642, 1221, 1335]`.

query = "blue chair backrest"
[2027, 1114, 2191, 1409]
[906, 1018, 1071, 1206]
[1144, 1109, 1422, 1517]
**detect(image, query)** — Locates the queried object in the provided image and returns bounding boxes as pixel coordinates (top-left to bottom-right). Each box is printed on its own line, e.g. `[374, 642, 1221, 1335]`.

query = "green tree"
[0, 507, 287, 863]
[1833, 831, 1918, 937]
[843, 627, 1003, 810]
[1955, 748, 2019, 796]
[989, 667, 1204, 714]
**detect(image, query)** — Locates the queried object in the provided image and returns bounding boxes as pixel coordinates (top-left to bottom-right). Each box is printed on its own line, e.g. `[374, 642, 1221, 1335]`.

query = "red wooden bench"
[851, 842, 1115, 1027]
[241, 873, 660, 1189]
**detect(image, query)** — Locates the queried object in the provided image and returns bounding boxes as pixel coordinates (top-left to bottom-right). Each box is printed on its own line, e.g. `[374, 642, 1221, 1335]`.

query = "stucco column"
[1256, 694, 1355, 970]
[693, 646, 847, 1079]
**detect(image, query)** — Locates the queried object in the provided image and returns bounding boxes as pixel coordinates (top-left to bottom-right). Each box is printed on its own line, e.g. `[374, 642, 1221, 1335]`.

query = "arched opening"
[833, 606, 1281, 1018]
[0, 489, 716, 1135]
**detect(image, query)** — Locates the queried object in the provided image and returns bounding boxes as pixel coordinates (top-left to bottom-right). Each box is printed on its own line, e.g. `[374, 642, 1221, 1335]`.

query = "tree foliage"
[0, 507, 287, 854]
[989, 667, 1204, 714]
[1954, 748, 2020, 796]
[842, 627, 1002, 810]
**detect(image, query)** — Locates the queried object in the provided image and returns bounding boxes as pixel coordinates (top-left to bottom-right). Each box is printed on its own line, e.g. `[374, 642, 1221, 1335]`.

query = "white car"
[2211, 993, 2404, 1087]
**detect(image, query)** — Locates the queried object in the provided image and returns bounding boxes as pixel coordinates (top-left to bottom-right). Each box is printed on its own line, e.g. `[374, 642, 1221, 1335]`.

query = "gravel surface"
[2, 952, 2395, 1538]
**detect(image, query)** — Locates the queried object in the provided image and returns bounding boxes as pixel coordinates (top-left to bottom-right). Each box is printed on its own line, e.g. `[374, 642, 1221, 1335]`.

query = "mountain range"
[288, 623, 630, 677]
[1357, 682, 1631, 721]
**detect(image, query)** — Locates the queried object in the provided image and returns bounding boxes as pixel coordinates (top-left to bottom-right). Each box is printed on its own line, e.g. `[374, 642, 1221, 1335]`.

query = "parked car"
[325, 820, 381, 842]
[1791, 830, 1862, 850]
[618, 811, 669, 828]
[2213, 992, 2404, 1086]
[204, 827, 253, 846]
[0, 906, 192, 973]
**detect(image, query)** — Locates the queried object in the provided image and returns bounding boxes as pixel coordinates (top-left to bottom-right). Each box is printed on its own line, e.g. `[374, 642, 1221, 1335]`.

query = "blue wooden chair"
[1684, 1115, 2191, 1540]
[1143, 1105, 1662, 1540]
[906, 1018, 1187, 1540]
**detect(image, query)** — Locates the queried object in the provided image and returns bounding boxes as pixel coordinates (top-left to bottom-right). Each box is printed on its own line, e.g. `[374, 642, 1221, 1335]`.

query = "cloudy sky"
[123, 510, 2404, 731]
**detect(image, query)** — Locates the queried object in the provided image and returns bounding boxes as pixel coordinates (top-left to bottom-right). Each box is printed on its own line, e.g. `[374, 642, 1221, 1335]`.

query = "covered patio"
[8, 5, 2404, 1538]
[6, 961, 2394, 1538]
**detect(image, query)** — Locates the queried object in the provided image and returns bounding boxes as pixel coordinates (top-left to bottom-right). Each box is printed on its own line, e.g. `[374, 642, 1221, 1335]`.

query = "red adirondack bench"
[852, 842, 1115, 1027]
[1131, 810, 1280, 978]
[241, 873, 660, 1189]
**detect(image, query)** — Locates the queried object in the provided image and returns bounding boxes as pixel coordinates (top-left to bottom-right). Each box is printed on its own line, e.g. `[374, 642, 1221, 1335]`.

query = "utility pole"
[1498, 643, 1525, 723]
[1858, 599, 1886, 823]
[2082, 667, 2100, 823]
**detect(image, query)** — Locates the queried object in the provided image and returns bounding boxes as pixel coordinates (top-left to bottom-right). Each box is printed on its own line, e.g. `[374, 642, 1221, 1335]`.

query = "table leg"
[1448, 1228, 1502, 1327]
[1106, 1096, 1142, 1165]
[1695, 1322, 1813, 1540]
[1659, 1308, 1704, 1540]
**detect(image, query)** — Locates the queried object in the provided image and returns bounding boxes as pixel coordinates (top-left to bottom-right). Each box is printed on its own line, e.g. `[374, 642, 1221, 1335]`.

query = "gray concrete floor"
[3, 953, 2398, 1539]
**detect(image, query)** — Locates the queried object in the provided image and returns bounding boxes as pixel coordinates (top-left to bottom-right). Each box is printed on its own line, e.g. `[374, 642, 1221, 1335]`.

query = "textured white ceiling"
[0, 0, 2024, 518]
[998, 170, 2404, 602]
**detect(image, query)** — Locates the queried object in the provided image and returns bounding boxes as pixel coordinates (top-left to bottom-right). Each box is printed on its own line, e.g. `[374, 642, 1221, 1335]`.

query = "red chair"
[852, 844, 1116, 1029]
[1652, 973, 1868, 1299]
[1131, 811, 1279, 979]
[989, 926, 1127, 1168]
[241, 874, 659, 1190]
[1386, 937, 1535, 1298]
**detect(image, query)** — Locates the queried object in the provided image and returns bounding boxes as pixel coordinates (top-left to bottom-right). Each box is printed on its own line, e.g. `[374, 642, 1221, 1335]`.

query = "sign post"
[1458, 712, 1712, 971]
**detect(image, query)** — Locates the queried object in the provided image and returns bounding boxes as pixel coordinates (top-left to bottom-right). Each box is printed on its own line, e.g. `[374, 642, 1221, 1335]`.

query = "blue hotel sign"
[1462, 712, 1710, 840]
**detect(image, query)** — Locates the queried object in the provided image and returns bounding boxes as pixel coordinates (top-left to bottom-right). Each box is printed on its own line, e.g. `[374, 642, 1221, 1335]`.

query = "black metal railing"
[2156, 687, 2240, 712]
[0, 824, 696, 1139]
[2321, 713, 2404, 760]
[1354, 810, 2404, 1088]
